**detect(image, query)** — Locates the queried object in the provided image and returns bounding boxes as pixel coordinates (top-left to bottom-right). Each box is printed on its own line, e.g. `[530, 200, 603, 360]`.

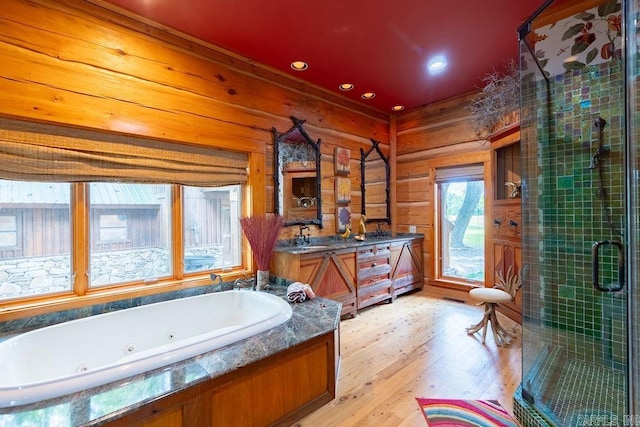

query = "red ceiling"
[102, 0, 545, 112]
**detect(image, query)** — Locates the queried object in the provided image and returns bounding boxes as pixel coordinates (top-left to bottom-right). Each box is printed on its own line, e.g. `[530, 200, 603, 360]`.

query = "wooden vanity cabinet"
[356, 243, 393, 309]
[272, 248, 357, 318]
[272, 236, 423, 316]
[389, 238, 424, 296]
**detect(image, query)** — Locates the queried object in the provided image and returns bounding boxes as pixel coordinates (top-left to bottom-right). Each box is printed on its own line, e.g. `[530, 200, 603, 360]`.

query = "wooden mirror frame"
[360, 138, 391, 224]
[272, 116, 323, 228]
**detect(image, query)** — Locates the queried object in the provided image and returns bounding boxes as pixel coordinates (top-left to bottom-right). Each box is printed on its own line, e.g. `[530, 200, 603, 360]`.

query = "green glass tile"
[557, 175, 574, 189]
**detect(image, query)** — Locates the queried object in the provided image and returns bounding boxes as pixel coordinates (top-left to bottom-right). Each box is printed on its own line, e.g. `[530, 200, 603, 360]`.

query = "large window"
[436, 166, 485, 285]
[182, 185, 242, 273]
[0, 181, 72, 299]
[0, 180, 242, 301]
[90, 183, 173, 287]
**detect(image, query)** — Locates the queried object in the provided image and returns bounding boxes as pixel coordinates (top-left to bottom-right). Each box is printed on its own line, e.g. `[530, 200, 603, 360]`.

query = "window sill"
[430, 278, 479, 293]
[0, 268, 250, 322]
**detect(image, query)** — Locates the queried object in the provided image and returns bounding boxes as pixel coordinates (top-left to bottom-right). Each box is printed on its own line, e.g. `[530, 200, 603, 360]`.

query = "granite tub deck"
[0, 291, 293, 408]
[0, 289, 341, 426]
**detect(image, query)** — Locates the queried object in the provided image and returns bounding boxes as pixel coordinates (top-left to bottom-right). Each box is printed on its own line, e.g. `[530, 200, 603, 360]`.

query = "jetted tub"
[0, 290, 292, 408]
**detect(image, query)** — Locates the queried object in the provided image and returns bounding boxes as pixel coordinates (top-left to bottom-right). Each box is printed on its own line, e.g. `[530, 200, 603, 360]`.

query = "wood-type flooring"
[295, 287, 522, 427]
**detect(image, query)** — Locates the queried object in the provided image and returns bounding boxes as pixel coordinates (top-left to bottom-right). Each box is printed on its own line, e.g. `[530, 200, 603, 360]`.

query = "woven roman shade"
[435, 164, 484, 183]
[0, 118, 247, 186]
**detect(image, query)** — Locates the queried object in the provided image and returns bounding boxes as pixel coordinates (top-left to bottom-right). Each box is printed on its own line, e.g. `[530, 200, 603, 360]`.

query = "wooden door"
[390, 238, 424, 296]
[299, 249, 357, 317]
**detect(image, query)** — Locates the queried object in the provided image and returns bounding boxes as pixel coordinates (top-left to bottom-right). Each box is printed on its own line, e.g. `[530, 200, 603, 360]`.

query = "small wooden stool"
[466, 287, 516, 346]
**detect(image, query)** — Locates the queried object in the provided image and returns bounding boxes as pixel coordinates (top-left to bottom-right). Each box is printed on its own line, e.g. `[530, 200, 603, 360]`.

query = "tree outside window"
[438, 180, 485, 283]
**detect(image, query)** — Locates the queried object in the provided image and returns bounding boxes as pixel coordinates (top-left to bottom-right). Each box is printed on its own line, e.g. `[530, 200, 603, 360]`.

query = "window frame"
[435, 179, 485, 287]
[0, 181, 252, 318]
[97, 213, 129, 243]
[0, 213, 20, 250]
[428, 152, 491, 293]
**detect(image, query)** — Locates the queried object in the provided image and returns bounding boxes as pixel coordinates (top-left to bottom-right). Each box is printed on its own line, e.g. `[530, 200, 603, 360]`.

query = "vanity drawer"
[357, 278, 393, 309]
[357, 244, 391, 272]
[358, 263, 392, 286]
[356, 243, 393, 309]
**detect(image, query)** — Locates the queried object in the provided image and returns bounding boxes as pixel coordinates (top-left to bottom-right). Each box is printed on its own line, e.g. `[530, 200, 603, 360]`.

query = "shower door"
[519, 0, 634, 424]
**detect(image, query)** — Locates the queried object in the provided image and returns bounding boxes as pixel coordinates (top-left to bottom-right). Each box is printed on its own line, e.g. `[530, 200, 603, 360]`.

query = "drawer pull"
[509, 219, 518, 227]
[371, 263, 376, 267]
[493, 219, 502, 226]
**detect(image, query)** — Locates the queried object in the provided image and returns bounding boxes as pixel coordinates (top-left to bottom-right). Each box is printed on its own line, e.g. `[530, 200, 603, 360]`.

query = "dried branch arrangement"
[469, 61, 520, 138]
[494, 265, 522, 297]
[240, 214, 285, 271]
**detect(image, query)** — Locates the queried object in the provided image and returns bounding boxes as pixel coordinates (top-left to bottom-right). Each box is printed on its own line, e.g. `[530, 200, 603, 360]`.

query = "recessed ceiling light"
[427, 56, 447, 73]
[391, 105, 405, 112]
[339, 83, 355, 91]
[291, 61, 309, 71]
[361, 92, 376, 100]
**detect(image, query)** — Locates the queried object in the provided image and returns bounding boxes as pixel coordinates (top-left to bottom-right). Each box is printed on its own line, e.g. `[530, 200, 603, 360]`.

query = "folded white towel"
[287, 282, 307, 303]
[286, 282, 316, 303]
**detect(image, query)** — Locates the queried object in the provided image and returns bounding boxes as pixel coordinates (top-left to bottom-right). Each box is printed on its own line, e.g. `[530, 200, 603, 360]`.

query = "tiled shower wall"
[525, 58, 626, 368]
[516, 45, 627, 427]
[517, 1, 640, 424]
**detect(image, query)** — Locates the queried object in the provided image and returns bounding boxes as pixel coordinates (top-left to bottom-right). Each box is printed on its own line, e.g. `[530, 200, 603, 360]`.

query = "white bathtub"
[0, 290, 292, 408]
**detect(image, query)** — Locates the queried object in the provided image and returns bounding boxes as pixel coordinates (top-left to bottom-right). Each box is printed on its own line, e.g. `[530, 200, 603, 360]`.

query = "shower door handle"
[592, 240, 624, 292]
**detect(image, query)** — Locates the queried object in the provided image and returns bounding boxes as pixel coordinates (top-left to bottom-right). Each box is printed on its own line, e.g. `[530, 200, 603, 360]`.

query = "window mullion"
[72, 183, 89, 296]
[173, 185, 184, 279]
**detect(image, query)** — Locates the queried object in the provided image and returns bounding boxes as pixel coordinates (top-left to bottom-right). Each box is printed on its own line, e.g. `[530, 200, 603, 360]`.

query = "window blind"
[435, 164, 484, 183]
[0, 118, 247, 186]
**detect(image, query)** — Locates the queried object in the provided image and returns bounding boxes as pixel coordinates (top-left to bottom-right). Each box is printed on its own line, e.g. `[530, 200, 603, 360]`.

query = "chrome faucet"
[296, 225, 310, 245]
[375, 222, 389, 237]
[210, 273, 224, 287]
[233, 277, 255, 291]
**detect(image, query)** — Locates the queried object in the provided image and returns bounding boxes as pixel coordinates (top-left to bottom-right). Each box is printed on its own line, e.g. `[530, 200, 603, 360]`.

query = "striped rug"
[416, 398, 519, 426]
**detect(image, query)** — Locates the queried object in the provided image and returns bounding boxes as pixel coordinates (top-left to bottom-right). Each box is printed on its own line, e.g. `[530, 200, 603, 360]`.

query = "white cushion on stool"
[469, 287, 512, 303]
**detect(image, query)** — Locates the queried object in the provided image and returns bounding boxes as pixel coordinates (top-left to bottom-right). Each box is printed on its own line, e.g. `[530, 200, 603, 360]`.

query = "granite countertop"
[275, 232, 424, 254]
[0, 292, 341, 426]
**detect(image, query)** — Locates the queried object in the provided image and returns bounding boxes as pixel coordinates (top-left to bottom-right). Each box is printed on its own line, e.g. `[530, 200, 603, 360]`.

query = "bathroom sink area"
[273, 233, 425, 318]
[274, 232, 425, 255]
[285, 245, 332, 254]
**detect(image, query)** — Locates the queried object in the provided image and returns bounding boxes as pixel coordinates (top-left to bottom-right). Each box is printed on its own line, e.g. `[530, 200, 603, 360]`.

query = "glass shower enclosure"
[516, 0, 638, 425]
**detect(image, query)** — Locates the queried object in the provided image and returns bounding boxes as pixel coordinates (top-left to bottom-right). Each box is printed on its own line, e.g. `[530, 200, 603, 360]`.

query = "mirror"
[272, 117, 323, 228]
[360, 138, 390, 224]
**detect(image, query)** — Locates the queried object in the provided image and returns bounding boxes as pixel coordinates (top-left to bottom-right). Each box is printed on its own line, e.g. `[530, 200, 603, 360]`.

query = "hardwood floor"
[295, 287, 522, 427]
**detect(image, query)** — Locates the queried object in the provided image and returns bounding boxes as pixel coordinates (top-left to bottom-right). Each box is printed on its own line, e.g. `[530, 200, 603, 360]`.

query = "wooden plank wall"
[395, 92, 490, 287]
[0, 0, 390, 240]
[0, 0, 499, 292]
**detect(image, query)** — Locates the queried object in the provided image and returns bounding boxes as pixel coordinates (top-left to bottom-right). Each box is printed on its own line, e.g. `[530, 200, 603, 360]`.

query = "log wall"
[395, 92, 490, 288]
[0, 0, 390, 240]
[0, 0, 497, 294]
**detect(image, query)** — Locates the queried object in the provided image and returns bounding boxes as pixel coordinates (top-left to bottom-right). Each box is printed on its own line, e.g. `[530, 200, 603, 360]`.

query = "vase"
[256, 269, 270, 291]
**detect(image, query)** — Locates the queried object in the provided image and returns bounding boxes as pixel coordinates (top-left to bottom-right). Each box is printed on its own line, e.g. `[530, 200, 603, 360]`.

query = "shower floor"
[524, 345, 625, 426]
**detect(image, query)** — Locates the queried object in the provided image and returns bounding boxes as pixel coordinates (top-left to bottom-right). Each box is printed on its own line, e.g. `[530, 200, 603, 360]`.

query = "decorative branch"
[240, 214, 284, 271]
[495, 265, 522, 297]
[469, 60, 520, 138]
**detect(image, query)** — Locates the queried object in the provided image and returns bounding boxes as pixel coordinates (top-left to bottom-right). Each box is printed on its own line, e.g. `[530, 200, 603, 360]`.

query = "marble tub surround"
[0, 292, 341, 426]
[0, 291, 293, 408]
